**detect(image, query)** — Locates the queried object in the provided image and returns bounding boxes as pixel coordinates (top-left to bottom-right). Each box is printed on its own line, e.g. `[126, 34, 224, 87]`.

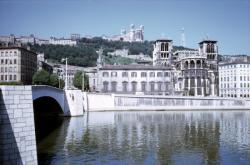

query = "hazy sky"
[0, 0, 249, 54]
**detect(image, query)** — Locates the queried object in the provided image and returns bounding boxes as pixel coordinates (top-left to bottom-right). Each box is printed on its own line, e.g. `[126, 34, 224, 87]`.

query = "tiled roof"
[100, 64, 172, 70]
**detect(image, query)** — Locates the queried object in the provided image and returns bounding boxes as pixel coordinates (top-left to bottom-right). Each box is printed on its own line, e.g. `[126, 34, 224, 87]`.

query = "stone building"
[153, 39, 219, 96]
[96, 38, 219, 97]
[97, 65, 173, 95]
[0, 47, 37, 84]
[219, 62, 250, 98]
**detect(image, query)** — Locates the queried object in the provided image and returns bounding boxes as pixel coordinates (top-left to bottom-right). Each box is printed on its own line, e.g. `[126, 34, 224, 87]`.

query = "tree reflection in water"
[38, 111, 250, 165]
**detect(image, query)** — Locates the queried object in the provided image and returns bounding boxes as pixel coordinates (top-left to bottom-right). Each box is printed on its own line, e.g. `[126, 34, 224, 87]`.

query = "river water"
[37, 111, 250, 165]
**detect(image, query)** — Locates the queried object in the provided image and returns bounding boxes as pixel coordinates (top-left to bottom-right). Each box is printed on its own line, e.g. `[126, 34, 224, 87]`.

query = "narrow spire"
[181, 27, 186, 47]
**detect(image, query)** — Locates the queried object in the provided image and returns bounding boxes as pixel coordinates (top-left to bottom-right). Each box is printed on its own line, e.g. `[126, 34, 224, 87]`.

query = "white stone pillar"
[188, 78, 190, 90]
[194, 78, 198, 96]
[211, 83, 215, 96]
[201, 79, 204, 96]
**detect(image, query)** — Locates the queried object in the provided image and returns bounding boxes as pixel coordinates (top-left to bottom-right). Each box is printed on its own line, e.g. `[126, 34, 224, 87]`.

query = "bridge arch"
[32, 85, 68, 115]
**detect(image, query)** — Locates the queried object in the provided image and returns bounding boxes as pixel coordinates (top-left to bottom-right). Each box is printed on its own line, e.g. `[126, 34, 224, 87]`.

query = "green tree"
[49, 73, 59, 87]
[32, 70, 50, 85]
[73, 71, 89, 90]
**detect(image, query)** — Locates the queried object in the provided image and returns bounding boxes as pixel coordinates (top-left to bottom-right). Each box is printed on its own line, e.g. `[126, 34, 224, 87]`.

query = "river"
[37, 111, 250, 165]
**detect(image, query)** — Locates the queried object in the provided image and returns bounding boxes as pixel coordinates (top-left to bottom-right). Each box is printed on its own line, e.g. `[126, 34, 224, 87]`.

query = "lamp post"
[82, 71, 85, 91]
[61, 58, 68, 90]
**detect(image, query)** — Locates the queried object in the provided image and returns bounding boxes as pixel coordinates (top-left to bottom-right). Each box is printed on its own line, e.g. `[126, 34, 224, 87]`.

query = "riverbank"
[84, 93, 250, 111]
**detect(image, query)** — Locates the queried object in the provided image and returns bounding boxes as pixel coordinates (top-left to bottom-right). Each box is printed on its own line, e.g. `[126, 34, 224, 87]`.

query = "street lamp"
[61, 58, 68, 90]
[82, 71, 85, 91]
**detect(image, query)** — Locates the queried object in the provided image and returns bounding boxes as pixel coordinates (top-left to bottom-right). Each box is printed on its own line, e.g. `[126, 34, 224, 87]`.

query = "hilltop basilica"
[94, 38, 219, 97]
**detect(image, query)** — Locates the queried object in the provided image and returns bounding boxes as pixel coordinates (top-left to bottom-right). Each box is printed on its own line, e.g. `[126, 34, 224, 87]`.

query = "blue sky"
[0, 0, 249, 55]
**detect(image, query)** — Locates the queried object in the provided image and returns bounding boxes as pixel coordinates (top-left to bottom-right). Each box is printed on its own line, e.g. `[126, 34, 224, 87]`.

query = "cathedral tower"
[153, 39, 173, 66]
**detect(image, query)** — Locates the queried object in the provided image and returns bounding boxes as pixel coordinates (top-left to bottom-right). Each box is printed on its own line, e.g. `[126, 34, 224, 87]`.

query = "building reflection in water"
[37, 111, 250, 165]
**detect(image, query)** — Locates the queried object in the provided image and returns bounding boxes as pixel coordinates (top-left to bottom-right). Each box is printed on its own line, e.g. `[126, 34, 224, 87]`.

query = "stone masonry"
[0, 86, 37, 165]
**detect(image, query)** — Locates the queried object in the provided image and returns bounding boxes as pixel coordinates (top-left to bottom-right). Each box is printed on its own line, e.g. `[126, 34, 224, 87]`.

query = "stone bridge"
[32, 85, 84, 116]
[0, 85, 85, 164]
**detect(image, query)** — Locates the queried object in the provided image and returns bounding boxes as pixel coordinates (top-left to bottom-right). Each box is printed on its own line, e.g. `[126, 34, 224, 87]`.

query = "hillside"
[30, 37, 195, 67]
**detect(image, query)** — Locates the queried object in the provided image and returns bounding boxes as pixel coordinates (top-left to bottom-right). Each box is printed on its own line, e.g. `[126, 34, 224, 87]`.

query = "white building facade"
[49, 37, 77, 46]
[97, 65, 173, 95]
[103, 24, 144, 42]
[219, 62, 250, 98]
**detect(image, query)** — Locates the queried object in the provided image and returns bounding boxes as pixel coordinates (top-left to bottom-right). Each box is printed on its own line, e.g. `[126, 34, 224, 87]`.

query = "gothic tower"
[153, 39, 173, 66]
[199, 39, 219, 96]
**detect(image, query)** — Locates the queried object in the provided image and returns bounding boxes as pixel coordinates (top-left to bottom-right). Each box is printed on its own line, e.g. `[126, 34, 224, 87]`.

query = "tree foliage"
[73, 71, 89, 90]
[32, 70, 50, 85]
[32, 70, 64, 89]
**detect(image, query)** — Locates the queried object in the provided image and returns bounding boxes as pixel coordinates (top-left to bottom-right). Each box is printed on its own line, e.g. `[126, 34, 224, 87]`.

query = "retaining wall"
[86, 93, 250, 111]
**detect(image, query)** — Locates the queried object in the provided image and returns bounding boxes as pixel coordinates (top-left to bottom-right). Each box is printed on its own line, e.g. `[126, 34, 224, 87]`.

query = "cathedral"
[153, 39, 219, 96]
[95, 38, 219, 97]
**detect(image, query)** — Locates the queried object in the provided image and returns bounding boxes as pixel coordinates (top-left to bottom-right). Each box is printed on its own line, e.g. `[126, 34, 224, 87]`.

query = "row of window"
[0, 59, 17, 65]
[103, 81, 170, 92]
[0, 51, 18, 57]
[219, 64, 250, 69]
[102, 71, 170, 78]
[0, 74, 17, 81]
[220, 76, 250, 82]
[220, 83, 250, 88]
[220, 94, 250, 98]
[0, 67, 17, 73]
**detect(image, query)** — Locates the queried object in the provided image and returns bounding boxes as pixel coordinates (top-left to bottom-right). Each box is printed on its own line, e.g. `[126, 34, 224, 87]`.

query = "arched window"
[165, 43, 168, 51]
[196, 60, 201, 68]
[150, 81, 155, 92]
[184, 61, 189, 69]
[111, 81, 117, 92]
[141, 81, 146, 92]
[157, 81, 163, 91]
[202, 60, 206, 67]
[131, 81, 137, 92]
[103, 81, 109, 92]
[190, 60, 195, 68]
[211, 44, 214, 53]
[161, 43, 165, 51]
[122, 81, 128, 92]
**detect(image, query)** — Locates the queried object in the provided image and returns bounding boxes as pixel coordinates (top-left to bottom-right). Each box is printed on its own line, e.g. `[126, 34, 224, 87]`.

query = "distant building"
[219, 62, 250, 98]
[35, 38, 49, 45]
[37, 53, 53, 73]
[49, 37, 77, 46]
[15, 34, 36, 45]
[222, 55, 250, 63]
[0, 47, 37, 84]
[108, 49, 129, 57]
[0, 34, 15, 44]
[71, 34, 81, 41]
[103, 24, 144, 42]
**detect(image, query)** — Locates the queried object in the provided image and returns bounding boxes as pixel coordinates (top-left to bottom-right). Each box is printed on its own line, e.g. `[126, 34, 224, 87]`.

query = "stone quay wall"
[0, 86, 37, 165]
[86, 93, 250, 111]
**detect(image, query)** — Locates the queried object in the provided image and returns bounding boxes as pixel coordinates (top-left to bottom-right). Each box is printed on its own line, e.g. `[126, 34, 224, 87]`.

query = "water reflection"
[38, 111, 250, 165]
